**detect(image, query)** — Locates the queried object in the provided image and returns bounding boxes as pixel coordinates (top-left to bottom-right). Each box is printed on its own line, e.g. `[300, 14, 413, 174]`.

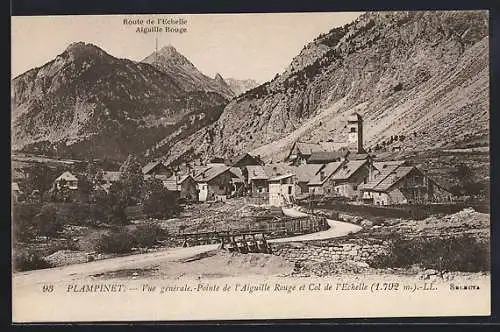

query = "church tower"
[347, 113, 363, 153]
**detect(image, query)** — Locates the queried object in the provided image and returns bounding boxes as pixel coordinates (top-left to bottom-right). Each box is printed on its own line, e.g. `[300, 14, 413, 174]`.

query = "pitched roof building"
[359, 163, 453, 205]
[307, 150, 350, 164]
[142, 160, 172, 176]
[229, 153, 263, 167]
[54, 171, 79, 190]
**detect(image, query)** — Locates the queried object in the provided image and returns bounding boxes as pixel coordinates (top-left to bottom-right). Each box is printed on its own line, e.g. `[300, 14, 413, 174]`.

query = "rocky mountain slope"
[224, 78, 260, 96]
[11, 42, 229, 161]
[163, 11, 489, 165]
[141, 46, 234, 99]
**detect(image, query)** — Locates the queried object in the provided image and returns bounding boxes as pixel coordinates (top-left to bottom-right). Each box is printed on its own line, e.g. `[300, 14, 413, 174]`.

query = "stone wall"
[270, 237, 390, 265]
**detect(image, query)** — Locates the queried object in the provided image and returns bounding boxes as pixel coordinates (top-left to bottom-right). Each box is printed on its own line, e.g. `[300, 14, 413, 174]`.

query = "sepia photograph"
[11, 10, 491, 322]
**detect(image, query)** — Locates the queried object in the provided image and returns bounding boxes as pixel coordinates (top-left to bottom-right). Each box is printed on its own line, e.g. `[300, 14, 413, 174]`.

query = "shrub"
[369, 235, 490, 272]
[142, 178, 181, 218]
[55, 203, 106, 226]
[33, 203, 61, 237]
[13, 252, 52, 272]
[95, 230, 136, 254]
[12, 203, 41, 242]
[131, 224, 168, 248]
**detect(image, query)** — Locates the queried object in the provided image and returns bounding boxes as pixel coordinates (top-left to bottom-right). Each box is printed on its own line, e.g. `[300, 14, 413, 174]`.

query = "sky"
[11, 12, 362, 83]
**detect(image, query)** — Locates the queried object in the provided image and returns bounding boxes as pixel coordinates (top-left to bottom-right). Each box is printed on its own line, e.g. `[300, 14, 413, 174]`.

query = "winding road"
[267, 207, 362, 243]
[12, 206, 361, 285]
[13, 244, 220, 285]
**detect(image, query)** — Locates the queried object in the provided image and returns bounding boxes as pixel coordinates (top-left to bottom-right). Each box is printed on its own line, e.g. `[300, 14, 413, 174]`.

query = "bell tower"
[347, 113, 363, 153]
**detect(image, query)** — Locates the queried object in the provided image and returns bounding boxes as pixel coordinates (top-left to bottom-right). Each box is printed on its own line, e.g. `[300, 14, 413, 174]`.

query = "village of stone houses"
[12, 11, 490, 286]
[11, 112, 490, 282]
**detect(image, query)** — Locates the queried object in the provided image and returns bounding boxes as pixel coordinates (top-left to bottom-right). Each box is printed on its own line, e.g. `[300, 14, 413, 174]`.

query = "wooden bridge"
[177, 229, 272, 254]
[175, 215, 328, 254]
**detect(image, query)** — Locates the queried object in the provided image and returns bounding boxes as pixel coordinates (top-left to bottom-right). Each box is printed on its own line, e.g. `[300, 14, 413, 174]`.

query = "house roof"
[360, 163, 417, 192]
[360, 163, 402, 191]
[373, 160, 407, 171]
[55, 171, 78, 182]
[12, 182, 20, 191]
[142, 160, 168, 174]
[246, 165, 269, 181]
[331, 159, 368, 181]
[102, 171, 121, 182]
[208, 157, 227, 165]
[229, 153, 261, 166]
[348, 153, 370, 160]
[229, 167, 244, 181]
[191, 166, 211, 178]
[144, 174, 169, 181]
[371, 166, 415, 191]
[307, 162, 343, 186]
[307, 150, 349, 163]
[263, 164, 296, 178]
[294, 164, 324, 183]
[160, 174, 196, 191]
[295, 142, 325, 156]
[269, 173, 295, 182]
[178, 174, 194, 184]
[194, 165, 230, 182]
[247, 164, 322, 184]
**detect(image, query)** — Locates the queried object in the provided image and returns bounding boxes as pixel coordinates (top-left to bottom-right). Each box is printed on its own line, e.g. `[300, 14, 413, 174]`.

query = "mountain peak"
[145, 44, 193, 67]
[214, 73, 225, 83]
[65, 42, 104, 53]
[62, 42, 110, 60]
[158, 44, 179, 55]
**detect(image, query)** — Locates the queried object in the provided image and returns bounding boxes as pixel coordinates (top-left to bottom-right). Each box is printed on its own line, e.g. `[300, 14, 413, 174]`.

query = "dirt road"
[268, 207, 362, 243]
[13, 244, 219, 285]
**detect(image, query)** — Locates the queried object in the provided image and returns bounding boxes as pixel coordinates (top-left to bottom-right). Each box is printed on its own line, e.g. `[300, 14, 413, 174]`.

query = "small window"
[288, 186, 292, 195]
[350, 127, 356, 133]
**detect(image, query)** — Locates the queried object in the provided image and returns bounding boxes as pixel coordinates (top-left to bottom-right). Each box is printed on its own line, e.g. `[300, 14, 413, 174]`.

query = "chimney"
[320, 171, 326, 181]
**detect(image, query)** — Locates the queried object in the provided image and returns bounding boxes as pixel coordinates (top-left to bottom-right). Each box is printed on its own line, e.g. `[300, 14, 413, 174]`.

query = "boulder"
[361, 219, 374, 227]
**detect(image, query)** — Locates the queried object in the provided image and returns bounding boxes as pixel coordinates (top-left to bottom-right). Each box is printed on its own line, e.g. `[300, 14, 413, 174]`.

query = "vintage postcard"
[11, 11, 490, 322]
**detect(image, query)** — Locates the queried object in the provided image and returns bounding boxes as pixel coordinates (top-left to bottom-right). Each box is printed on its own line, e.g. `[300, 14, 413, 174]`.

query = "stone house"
[142, 160, 173, 177]
[53, 171, 79, 190]
[178, 175, 198, 200]
[194, 165, 234, 202]
[163, 174, 198, 201]
[307, 160, 371, 199]
[229, 153, 263, 168]
[229, 167, 246, 197]
[328, 159, 372, 200]
[307, 162, 344, 196]
[359, 164, 454, 205]
[245, 165, 269, 197]
[268, 173, 296, 207]
[285, 141, 327, 166]
[293, 164, 324, 197]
